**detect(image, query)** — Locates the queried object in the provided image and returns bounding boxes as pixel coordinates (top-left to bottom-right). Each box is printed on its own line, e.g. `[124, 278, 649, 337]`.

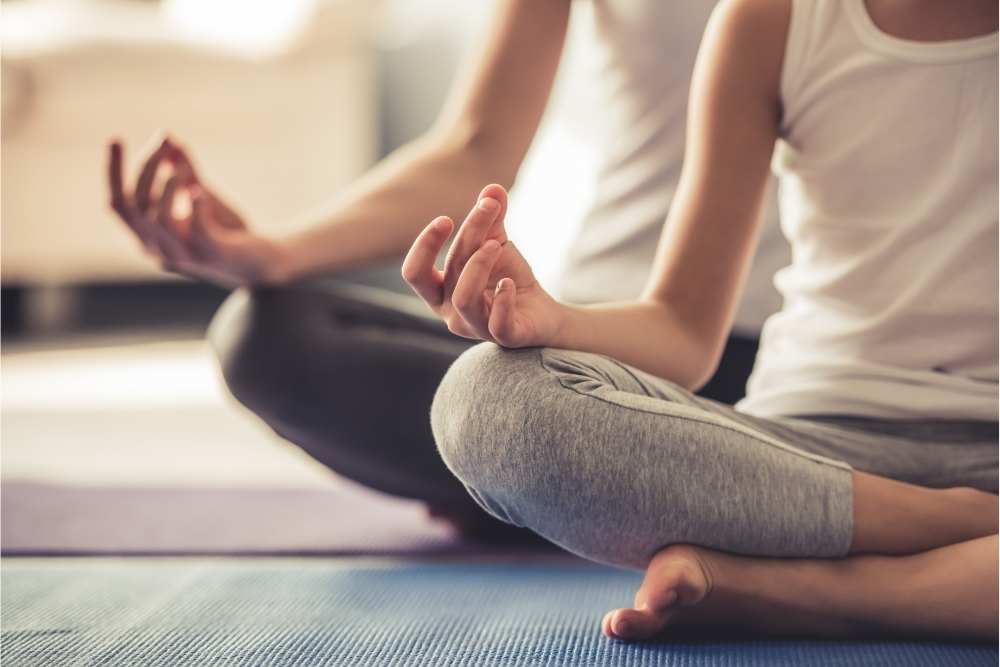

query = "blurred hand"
[402, 184, 564, 348]
[107, 136, 287, 287]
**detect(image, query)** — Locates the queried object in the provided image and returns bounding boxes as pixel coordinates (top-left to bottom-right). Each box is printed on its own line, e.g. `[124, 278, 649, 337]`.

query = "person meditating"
[108, 1, 786, 539]
[401, 0, 999, 640]
[108, 0, 997, 641]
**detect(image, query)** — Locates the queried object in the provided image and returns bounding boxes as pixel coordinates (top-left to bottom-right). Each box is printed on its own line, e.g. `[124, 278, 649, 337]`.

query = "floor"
[2, 334, 997, 665]
[2, 336, 468, 555]
[6, 557, 997, 667]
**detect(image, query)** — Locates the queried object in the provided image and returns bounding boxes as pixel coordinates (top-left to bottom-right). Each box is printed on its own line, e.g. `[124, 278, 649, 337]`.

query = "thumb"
[163, 137, 202, 186]
[189, 192, 220, 259]
[488, 277, 520, 346]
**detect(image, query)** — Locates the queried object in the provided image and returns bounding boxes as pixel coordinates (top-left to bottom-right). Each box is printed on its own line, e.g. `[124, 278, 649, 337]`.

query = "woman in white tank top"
[403, 0, 999, 642]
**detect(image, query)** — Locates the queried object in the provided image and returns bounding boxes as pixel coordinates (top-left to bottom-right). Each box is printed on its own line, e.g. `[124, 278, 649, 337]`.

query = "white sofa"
[1, 0, 378, 286]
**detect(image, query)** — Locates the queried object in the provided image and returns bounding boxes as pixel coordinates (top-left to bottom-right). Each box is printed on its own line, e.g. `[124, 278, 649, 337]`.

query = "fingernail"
[478, 197, 499, 212]
[483, 239, 501, 253]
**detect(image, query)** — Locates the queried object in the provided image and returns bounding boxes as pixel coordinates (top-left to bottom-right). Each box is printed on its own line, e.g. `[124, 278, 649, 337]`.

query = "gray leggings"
[209, 282, 758, 525]
[431, 343, 999, 569]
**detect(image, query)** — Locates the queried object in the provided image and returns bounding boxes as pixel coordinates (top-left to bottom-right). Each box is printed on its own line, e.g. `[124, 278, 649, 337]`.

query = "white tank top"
[738, 0, 999, 420]
[554, 1, 788, 336]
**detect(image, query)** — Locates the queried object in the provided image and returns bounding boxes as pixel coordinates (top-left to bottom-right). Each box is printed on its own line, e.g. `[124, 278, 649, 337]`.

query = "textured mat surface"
[3, 558, 996, 666]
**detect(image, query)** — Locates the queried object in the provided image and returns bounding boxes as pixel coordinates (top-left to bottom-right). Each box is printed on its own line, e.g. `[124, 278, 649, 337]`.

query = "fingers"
[108, 141, 159, 247]
[443, 196, 500, 292]
[108, 141, 129, 216]
[477, 183, 509, 226]
[402, 216, 453, 307]
[107, 136, 204, 273]
[442, 184, 508, 297]
[451, 239, 503, 337]
[188, 193, 220, 260]
[134, 138, 170, 213]
[163, 138, 201, 186]
[149, 176, 189, 266]
[156, 176, 180, 233]
[487, 277, 519, 345]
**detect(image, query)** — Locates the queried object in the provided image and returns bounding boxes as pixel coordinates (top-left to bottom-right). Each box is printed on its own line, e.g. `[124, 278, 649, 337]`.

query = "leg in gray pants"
[208, 281, 763, 536]
[431, 343, 1000, 569]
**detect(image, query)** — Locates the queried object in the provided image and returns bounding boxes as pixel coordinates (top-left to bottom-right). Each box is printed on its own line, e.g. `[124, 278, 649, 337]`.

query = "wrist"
[258, 235, 298, 286]
[547, 300, 578, 349]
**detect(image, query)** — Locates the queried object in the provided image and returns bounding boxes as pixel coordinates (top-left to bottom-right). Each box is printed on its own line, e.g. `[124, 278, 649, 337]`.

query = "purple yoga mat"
[1, 478, 533, 556]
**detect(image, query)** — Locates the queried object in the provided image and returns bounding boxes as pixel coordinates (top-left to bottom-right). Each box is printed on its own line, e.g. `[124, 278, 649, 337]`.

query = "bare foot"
[602, 544, 716, 641]
[603, 535, 999, 642]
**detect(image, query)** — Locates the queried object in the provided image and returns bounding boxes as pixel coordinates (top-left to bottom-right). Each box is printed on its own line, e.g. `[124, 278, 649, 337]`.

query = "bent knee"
[207, 287, 307, 411]
[430, 343, 557, 492]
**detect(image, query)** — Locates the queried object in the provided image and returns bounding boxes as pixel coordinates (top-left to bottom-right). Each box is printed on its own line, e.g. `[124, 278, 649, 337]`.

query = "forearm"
[551, 300, 719, 390]
[542, 0, 788, 386]
[270, 130, 510, 283]
[269, 0, 570, 284]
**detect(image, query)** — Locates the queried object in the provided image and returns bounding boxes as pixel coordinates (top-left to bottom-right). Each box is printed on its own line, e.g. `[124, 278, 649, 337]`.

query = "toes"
[605, 547, 715, 642]
[602, 607, 671, 641]
[601, 611, 616, 638]
[635, 553, 708, 612]
[635, 568, 684, 614]
[608, 607, 668, 640]
[643, 585, 679, 612]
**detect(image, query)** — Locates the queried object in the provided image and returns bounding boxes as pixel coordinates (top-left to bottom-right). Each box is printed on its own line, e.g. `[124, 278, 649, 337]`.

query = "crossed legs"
[431, 343, 999, 640]
[209, 287, 998, 640]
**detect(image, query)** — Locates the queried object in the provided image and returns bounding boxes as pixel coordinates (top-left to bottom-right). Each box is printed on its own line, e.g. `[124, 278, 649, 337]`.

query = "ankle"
[941, 486, 998, 532]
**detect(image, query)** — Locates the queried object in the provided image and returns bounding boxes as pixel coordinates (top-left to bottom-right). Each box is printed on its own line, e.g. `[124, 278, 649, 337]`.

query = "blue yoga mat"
[2, 558, 995, 666]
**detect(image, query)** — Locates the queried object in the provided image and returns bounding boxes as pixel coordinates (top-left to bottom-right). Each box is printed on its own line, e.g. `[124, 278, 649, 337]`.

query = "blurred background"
[1, 0, 598, 554]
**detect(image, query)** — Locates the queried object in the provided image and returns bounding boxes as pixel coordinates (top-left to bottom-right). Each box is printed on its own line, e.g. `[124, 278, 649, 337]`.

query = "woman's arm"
[402, 0, 790, 390]
[108, 0, 570, 286]
[554, 0, 789, 387]
[277, 0, 571, 280]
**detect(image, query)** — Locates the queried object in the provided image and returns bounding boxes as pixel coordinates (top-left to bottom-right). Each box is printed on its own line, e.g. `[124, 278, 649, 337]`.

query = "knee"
[432, 344, 683, 568]
[431, 343, 515, 482]
[430, 343, 556, 520]
[207, 287, 302, 413]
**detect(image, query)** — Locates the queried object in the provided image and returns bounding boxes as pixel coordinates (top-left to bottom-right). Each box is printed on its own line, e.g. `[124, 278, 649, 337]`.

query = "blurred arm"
[273, 0, 571, 282]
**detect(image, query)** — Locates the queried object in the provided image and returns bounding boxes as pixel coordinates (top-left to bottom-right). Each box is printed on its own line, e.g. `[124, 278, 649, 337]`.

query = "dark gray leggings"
[207, 282, 761, 529]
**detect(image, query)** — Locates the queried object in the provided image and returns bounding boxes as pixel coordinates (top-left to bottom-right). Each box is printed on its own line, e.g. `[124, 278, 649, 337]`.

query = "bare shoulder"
[698, 0, 792, 102]
[710, 0, 792, 39]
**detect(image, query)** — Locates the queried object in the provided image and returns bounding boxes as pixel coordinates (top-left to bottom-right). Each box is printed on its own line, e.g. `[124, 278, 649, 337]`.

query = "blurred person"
[108, 3, 785, 538]
[402, 0, 999, 641]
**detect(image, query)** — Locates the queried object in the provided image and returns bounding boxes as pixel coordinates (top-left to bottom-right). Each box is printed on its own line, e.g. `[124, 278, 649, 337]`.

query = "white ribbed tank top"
[738, 0, 999, 419]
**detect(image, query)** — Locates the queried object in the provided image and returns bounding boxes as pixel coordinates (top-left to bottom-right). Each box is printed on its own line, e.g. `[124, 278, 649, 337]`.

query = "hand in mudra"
[107, 136, 285, 287]
[402, 184, 562, 348]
